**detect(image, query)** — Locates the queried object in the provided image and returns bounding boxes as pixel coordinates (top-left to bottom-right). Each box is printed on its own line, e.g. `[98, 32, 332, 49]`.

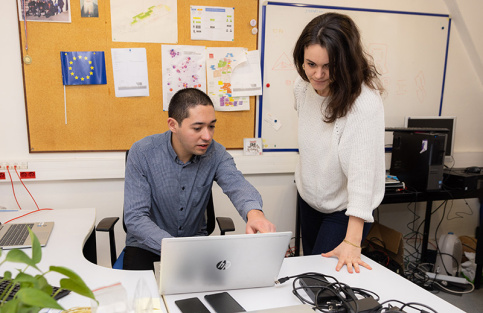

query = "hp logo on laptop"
[216, 260, 231, 270]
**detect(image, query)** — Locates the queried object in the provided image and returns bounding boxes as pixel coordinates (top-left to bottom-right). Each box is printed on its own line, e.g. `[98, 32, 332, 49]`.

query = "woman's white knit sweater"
[293, 76, 385, 222]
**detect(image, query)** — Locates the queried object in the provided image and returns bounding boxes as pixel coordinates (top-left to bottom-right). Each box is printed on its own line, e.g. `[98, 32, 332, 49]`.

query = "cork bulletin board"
[18, 0, 259, 152]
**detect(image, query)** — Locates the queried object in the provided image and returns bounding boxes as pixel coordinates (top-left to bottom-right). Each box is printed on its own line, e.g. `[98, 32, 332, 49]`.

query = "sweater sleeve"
[338, 86, 386, 222]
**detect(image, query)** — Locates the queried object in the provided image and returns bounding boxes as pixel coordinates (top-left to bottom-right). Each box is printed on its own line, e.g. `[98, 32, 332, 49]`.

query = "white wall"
[1, 0, 482, 267]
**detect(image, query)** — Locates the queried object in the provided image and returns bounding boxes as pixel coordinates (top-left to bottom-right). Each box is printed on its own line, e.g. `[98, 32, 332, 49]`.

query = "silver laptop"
[0, 222, 54, 249]
[159, 231, 292, 295]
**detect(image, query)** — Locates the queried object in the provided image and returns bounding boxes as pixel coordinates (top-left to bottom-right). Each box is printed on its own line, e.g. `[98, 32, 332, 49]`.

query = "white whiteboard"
[258, 3, 451, 151]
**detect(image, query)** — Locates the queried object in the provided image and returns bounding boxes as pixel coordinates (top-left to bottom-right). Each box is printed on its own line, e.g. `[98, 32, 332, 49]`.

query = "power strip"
[425, 272, 469, 284]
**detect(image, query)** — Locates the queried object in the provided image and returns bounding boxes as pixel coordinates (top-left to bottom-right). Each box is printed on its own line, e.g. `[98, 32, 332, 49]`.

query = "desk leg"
[421, 200, 433, 263]
[475, 264, 482, 289]
[83, 228, 98, 264]
[294, 197, 301, 257]
[475, 212, 483, 289]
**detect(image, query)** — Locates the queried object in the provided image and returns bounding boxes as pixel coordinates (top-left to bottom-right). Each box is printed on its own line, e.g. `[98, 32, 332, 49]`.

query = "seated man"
[123, 88, 276, 270]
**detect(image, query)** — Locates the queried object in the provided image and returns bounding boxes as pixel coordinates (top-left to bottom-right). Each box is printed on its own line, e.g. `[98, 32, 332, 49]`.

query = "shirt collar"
[166, 131, 207, 165]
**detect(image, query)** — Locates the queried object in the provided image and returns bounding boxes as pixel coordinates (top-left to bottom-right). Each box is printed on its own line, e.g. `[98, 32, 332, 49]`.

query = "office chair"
[96, 150, 236, 269]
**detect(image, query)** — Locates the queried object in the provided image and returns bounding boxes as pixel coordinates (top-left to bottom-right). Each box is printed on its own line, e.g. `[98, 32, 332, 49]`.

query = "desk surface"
[164, 254, 464, 313]
[382, 187, 481, 204]
[0, 209, 464, 313]
[0, 208, 165, 312]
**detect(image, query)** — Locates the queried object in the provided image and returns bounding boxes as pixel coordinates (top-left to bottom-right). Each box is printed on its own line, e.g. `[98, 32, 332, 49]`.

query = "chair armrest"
[96, 217, 120, 267]
[96, 217, 119, 232]
[216, 217, 235, 235]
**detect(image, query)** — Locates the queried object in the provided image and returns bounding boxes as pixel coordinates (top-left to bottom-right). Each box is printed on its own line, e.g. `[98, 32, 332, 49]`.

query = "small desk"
[294, 188, 482, 287]
[381, 188, 480, 261]
[163, 254, 464, 312]
[0, 208, 165, 312]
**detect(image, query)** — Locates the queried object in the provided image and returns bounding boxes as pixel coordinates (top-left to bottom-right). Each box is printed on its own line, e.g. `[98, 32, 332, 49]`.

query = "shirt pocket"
[190, 182, 212, 212]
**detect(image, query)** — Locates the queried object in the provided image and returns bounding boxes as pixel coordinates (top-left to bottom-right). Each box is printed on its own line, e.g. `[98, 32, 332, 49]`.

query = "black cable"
[433, 201, 455, 276]
[277, 272, 377, 313]
[400, 301, 438, 313]
[378, 299, 438, 313]
[279, 272, 441, 313]
[446, 198, 474, 220]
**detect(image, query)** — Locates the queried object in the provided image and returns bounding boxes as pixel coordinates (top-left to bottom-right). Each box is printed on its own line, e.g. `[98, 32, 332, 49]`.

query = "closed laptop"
[159, 231, 292, 295]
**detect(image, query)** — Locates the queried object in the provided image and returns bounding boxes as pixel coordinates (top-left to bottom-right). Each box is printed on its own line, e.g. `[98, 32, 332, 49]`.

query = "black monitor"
[405, 116, 456, 158]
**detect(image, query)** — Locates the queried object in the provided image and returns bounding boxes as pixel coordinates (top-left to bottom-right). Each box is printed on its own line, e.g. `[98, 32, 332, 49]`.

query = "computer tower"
[390, 131, 447, 191]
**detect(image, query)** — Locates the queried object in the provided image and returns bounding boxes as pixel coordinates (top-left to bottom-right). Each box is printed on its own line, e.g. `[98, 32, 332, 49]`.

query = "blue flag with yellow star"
[60, 51, 107, 85]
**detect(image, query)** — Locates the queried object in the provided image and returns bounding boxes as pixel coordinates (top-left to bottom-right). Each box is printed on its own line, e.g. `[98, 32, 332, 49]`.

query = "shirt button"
[180, 208, 184, 211]
[181, 186, 185, 190]
[179, 226, 182, 230]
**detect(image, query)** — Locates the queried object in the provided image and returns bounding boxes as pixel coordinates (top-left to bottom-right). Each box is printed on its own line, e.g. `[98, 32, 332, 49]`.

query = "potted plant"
[0, 228, 96, 313]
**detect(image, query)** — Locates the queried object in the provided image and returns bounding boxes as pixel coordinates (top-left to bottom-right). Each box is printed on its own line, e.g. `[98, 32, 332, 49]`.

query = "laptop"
[159, 231, 292, 295]
[0, 222, 54, 249]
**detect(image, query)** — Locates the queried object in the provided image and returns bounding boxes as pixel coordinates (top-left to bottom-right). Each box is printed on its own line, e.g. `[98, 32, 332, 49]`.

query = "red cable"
[3, 208, 54, 224]
[2, 166, 53, 224]
[14, 167, 40, 210]
[6, 166, 22, 211]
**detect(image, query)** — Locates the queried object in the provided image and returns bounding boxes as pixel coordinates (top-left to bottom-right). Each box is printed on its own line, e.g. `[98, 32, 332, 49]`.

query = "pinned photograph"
[18, 0, 71, 23]
[243, 138, 263, 156]
[80, 0, 98, 18]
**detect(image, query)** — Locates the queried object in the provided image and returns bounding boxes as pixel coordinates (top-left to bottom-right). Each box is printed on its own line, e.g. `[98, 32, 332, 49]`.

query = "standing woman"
[293, 13, 385, 273]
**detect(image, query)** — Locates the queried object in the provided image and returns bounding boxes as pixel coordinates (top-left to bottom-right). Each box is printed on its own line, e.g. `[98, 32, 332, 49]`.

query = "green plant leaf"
[0, 280, 15, 304]
[4, 249, 39, 271]
[49, 266, 83, 281]
[27, 228, 42, 265]
[2, 271, 12, 280]
[50, 266, 96, 301]
[34, 275, 53, 295]
[13, 272, 36, 284]
[15, 273, 53, 296]
[16, 288, 64, 310]
[59, 278, 96, 301]
[0, 298, 20, 313]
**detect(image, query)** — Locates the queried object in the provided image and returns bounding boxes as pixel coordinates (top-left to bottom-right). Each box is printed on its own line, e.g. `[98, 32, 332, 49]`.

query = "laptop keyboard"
[0, 223, 33, 246]
[0, 277, 71, 302]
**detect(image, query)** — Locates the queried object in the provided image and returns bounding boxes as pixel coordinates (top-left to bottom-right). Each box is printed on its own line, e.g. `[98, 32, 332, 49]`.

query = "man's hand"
[246, 210, 276, 234]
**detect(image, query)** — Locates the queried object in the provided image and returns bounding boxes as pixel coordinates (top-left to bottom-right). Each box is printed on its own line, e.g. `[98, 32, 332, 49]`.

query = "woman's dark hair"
[293, 13, 383, 123]
[168, 88, 214, 125]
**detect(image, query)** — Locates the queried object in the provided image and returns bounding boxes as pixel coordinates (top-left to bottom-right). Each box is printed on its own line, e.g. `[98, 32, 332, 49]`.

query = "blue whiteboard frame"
[258, 1, 451, 152]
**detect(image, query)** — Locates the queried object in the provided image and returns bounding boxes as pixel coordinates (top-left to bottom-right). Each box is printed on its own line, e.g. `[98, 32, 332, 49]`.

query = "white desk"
[0, 208, 165, 312]
[163, 254, 464, 313]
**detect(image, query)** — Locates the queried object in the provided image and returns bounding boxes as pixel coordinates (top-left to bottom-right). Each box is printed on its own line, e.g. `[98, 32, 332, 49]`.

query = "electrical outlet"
[19, 171, 36, 179]
[0, 162, 28, 170]
[0, 172, 6, 180]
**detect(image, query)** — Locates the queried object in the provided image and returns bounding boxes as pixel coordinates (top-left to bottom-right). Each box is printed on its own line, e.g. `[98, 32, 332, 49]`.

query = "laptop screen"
[159, 231, 292, 295]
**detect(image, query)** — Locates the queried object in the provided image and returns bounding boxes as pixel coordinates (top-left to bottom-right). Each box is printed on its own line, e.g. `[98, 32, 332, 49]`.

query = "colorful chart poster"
[161, 45, 206, 110]
[206, 47, 249, 111]
[190, 6, 234, 42]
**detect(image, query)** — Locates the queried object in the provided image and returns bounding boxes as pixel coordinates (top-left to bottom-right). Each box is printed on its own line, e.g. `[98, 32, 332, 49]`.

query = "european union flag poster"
[60, 51, 107, 85]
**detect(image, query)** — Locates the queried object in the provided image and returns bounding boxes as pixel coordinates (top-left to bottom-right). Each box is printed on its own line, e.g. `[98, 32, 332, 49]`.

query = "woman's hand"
[321, 215, 372, 273]
[321, 240, 372, 273]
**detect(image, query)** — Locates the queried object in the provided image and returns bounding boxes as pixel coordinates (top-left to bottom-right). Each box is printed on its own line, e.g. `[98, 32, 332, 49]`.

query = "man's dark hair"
[168, 88, 214, 125]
